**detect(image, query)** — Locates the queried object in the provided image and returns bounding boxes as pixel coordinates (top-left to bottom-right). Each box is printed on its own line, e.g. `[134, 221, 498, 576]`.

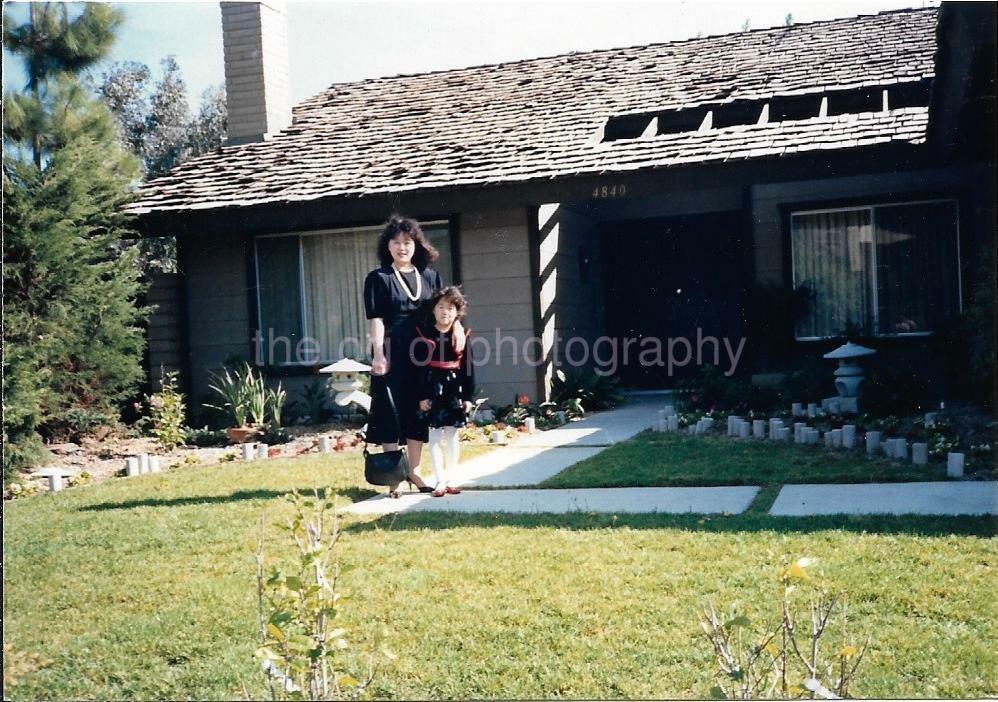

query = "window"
[791, 200, 960, 339]
[255, 221, 453, 365]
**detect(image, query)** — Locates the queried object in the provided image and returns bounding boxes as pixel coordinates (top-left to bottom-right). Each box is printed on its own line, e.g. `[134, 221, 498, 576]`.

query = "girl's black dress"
[412, 324, 475, 428]
[363, 265, 443, 444]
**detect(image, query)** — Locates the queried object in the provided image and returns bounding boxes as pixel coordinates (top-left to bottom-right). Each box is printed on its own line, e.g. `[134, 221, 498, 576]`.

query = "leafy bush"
[258, 424, 292, 446]
[294, 379, 332, 425]
[699, 558, 867, 699]
[255, 489, 390, 699]
[266, 383, 287, 428]
[44, 407, 116, 443]
[143, 371, 187, 449]
[206, 362, 268, 428]
[183, 425, 229, 448]
[550, 368, 622, 411]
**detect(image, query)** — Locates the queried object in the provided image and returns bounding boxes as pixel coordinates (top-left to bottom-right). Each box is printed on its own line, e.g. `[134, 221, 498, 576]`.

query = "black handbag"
[363, 380, 410, 486]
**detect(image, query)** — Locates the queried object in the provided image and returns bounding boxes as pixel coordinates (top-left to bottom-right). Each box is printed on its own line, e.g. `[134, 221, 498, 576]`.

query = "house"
[131, 1, 996, 417]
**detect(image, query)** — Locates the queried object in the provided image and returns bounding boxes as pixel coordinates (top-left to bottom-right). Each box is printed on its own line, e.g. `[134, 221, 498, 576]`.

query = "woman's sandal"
[408, 479, 434, 494]
[388, 489, 400, 499]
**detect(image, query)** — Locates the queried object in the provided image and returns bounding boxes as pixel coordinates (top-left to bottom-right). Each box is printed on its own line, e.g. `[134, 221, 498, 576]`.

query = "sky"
[3, 0, 939, 111]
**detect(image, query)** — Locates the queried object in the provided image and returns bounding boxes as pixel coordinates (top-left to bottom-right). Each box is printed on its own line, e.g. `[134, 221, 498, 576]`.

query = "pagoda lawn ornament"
[822, 341, 876, 414]
[319, 358, 372, 412]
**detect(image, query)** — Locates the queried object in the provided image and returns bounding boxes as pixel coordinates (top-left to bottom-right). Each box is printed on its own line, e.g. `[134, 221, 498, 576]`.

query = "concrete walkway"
[346, 394, 998, 518]
[348, 486, 760, 517]
[455, 392, 665, 488]
[769, 481, 998, 517]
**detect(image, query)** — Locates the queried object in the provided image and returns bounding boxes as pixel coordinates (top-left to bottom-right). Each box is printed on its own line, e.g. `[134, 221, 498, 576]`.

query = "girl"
[413, 286, 475, 497]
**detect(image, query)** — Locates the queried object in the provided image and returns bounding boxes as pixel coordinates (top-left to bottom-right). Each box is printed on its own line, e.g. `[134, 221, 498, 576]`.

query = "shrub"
[266, 383, 287, 428]
[294, 379, 332, 425]
[206, 362, 265, 428]
[699, 558, 867, 700]
[144, 370, 187, 449]
[44, 407, 116, 443]
[550, 368, 622, 411]
[183, 425, 229, 448]
[255, 489, 390, 699]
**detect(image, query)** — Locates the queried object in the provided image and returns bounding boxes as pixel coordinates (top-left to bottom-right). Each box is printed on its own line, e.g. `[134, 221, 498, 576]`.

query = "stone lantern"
[319, 358, 372, 412]
[822, 342, 876, 414]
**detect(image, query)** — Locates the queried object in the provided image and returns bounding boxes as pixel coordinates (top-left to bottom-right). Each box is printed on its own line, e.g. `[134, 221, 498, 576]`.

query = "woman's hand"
[452, 320, 467, 353]
[419, 399, 432, 412]
[463, 401, 474, 414]
[369, 318, 387, 374]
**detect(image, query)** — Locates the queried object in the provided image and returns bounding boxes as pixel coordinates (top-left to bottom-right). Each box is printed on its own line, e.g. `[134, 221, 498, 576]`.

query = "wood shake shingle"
[129, 7, 938, 214]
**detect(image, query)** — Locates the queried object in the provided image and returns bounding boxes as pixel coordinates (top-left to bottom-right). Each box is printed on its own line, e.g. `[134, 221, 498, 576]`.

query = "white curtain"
[792, 209, 874, 338]
[303, 229, 380, 363]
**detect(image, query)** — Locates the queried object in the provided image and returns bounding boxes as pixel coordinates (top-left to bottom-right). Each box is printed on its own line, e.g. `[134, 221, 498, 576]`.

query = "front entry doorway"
[600, 211, 746, 388]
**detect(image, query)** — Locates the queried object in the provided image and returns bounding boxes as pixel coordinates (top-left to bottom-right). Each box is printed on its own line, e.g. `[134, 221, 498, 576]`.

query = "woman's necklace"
[392, 263, 422, 302]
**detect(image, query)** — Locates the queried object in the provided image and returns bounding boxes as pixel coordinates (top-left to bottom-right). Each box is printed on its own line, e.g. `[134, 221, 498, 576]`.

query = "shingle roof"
[129, 7, 938, 215]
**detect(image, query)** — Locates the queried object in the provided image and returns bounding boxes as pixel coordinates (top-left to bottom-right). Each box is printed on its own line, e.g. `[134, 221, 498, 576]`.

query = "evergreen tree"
[2, 4, 149, 482]
[3, 3, 123, 167]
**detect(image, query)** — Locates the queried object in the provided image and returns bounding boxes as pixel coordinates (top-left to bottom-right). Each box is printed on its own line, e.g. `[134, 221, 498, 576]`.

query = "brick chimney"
[220, 1, 292, 145]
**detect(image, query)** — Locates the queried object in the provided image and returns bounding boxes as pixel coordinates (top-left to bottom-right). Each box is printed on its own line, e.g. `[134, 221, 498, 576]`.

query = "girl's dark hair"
[426, 286, 467, 320]
[376, 214, 439, 269]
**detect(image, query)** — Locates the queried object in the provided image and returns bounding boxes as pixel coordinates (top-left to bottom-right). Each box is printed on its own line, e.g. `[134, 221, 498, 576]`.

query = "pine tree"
[3, 3, 123, 167]
[2, 4, 149, 482]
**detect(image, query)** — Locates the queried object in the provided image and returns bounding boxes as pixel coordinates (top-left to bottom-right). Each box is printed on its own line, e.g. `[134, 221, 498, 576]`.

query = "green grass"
[540, 431, 953, 489]
[4, 448, 996, 699]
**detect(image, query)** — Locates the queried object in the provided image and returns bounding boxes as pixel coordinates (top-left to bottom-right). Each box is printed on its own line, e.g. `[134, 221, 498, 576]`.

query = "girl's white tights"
[427, 426, 460, 487]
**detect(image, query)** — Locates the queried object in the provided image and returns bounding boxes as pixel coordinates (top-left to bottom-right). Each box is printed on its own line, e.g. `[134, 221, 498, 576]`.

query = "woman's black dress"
[363, 265, 443, 444]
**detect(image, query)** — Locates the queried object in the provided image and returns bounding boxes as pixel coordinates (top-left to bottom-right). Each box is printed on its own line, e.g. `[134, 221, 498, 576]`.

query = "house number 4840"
[592, 184, 627, 199]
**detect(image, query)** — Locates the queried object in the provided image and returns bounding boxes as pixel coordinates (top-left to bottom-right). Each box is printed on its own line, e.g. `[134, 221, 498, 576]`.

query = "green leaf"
[709, 686, 727, 699]
[270, 611, 292, 625]
[337, 674, 360, 687]
[266, 623, 285, 642]
[724, 615, 751, 628]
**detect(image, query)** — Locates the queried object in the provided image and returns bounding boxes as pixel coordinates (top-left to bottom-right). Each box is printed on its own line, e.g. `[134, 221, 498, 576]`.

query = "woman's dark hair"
[426, 286, 467, 320]
[376, 214, 439, 269]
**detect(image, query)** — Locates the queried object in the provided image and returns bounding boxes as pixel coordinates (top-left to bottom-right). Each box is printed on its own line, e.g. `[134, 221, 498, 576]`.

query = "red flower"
[517, 394, 530, 405]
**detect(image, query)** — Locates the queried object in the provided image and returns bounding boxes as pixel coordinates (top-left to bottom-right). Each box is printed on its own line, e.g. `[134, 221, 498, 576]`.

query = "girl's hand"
[419, 399, 432, 412]
[452, 320, 466, 354]
[371, 354, 388, 376]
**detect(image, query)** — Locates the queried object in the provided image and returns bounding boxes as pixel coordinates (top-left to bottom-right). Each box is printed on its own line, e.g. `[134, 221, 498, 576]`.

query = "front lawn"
[3, 450, 995, 699]
[540, 431, 952, 489]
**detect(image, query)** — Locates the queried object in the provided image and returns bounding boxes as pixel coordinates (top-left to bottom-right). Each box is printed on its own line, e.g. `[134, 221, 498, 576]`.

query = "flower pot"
[227, 426, 259, 444]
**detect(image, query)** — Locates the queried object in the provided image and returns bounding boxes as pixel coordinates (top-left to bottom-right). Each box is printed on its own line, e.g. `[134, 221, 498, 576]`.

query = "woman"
[363, 215, 465, 497]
